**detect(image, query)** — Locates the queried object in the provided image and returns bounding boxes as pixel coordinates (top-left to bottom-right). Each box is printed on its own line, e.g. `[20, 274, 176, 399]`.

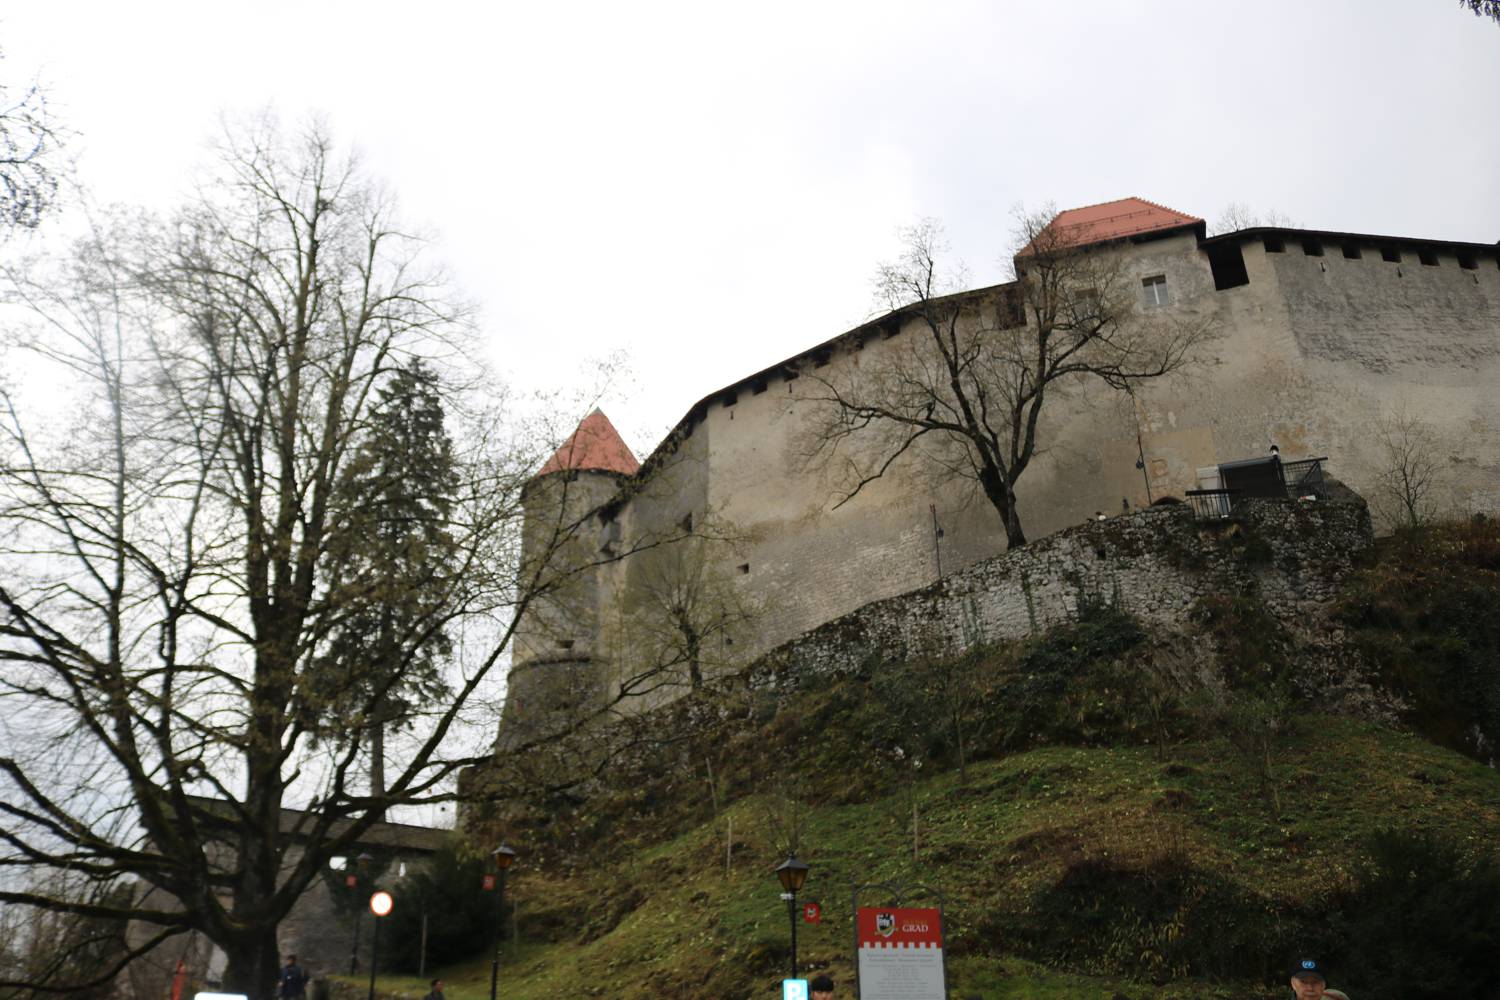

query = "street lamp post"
[774, 854, 810, 981]
[367, 890, 393, 1000]
[487, 843, 517, 1000]
[347, 852, 374, 975]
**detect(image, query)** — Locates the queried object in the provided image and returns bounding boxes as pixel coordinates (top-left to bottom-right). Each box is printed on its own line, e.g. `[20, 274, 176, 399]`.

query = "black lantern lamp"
[773, 855, 810, 979]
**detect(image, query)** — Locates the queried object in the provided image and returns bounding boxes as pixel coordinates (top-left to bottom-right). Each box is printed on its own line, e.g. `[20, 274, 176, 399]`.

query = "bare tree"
[1210, 202, 1298, 236]
[1461, 0, 1500, 26]
[0, 118, 636, 999]
[800, 211, 1216, 549]
[1373, 408, 1441, 529]
[0, 55, 63, 231]
[612, 532, 762, 691]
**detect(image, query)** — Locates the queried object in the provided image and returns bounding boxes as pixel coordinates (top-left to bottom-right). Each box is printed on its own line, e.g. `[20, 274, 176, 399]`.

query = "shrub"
[1339, 829, 1500, 1000]
[1336, 520, 1500, 762]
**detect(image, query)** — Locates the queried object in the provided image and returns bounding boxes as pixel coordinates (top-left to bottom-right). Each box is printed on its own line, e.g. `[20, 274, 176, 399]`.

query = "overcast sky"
[6, 0, 1499, 458]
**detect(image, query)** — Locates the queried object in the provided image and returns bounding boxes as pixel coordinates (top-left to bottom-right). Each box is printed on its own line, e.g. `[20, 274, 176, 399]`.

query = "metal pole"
[489, 868, 506, 1000]
[348, 910, 362, 975]
[418, 911, 428, 979]
[789, 890, 799, 980]
[929, 503, 943, 580]
[366, 914, 379, 1000]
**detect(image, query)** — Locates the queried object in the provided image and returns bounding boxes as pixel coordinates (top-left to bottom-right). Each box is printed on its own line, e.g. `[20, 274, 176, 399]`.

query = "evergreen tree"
[310, 358, 460, 797]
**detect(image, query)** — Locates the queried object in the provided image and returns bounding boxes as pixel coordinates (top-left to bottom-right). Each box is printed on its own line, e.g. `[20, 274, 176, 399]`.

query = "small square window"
[737, 563, 750, 575]
[1380, 246, 1401, 263]
[1418, 249, 1439, 267]
[1302, 239, 1324, 257]
[1457, 251, 1478, 271]
[751, 378, 768, 395]
[1342, 242, 1362, 260]
[1141, 274, 1169, 306]
[1263, 235, 1285, 253]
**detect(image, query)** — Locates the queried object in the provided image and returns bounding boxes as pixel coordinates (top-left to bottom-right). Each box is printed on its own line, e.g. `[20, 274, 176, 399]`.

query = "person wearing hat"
[1290, 958, 1330, 1000]
[809, 974, 835, 1000]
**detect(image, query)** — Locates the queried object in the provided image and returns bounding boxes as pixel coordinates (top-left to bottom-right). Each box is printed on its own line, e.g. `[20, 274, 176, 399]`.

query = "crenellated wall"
[501, 213, 1499, 737]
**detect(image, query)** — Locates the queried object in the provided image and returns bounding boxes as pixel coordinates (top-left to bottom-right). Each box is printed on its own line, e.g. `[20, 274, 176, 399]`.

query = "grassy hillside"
[347, 520, 1500, 1000]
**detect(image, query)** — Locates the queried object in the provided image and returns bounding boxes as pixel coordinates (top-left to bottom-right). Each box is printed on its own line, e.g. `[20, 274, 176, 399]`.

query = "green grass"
[347, 716, 1500, 999]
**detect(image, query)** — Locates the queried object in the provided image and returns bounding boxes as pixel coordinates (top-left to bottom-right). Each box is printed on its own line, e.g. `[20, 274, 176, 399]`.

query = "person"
[277, 955, 308, 999]
[1289, 958, 1328, 1000]
[809, 974, 835, 1000]
[422, 979, 444, 1000]
[1324, 991, 1350, 1000]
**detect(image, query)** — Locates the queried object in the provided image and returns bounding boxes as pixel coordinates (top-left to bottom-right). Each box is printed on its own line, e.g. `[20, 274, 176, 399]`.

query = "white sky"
[5, 0, 1499, 458]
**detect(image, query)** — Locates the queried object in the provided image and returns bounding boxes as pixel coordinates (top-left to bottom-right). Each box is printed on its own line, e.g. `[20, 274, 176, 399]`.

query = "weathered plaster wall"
[750, 498, 1373, 686]
[503, 222, 1498, 730]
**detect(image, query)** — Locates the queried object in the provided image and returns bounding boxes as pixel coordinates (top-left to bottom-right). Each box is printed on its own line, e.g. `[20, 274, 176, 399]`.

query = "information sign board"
[855, 906, 945, 1000]
[782, 978, 809, 1000]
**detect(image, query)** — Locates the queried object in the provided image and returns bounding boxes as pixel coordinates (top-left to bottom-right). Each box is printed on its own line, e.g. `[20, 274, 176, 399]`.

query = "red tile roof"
[1030, 197, 1202, 251]
[537, 409, 641, 478]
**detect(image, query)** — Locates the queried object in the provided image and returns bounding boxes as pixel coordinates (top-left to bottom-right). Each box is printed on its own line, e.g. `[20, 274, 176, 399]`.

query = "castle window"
[1301, 239, 1324, 257]
[1263, 235, 1285, 253]
[1457, 251, 1478, 270]
[1141, 274, 1169, 306]
[1342, 242, 1362, 260]
[1418, 248, 1439, 267]
[737, 563, 750, 575]
[997, 285, 1025, 328]
[812, 351, 830, 368]
[556, 639, 575, 651]
[752, 378, 768, 395]
[1207, 243, 1250, 290]
[723, 390, 738, 407]
[1380, 246, 1401, 263]
[680, 512, 693, 533]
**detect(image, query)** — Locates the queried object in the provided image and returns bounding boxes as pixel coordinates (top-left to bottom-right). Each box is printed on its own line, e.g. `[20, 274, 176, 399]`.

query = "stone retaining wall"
[750, 498, 1372, 686]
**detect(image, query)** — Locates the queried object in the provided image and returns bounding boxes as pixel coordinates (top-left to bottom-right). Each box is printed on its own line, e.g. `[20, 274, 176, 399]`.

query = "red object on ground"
[803, 902, 822, 923]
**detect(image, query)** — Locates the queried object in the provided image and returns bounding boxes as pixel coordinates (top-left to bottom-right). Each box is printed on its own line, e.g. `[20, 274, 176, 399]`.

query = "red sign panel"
[856, 906, 943, 948]
[344, 874, 357, 887]
[803, 902, 822, 924]
[481, 873, 496, 891]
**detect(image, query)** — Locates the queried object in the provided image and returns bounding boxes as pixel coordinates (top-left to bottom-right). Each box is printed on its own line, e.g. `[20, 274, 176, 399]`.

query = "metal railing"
[1185, 488, 1240, 520]
[1281, 457, 1327, 500]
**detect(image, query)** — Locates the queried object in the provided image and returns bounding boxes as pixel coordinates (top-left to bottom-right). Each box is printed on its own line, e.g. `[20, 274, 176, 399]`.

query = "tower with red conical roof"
[499, 410, 639, 747]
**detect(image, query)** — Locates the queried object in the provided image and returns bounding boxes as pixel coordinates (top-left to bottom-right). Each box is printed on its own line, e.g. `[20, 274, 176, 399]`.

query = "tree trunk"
[371, 719, 387, 809]
[222, 928, 280, 1000]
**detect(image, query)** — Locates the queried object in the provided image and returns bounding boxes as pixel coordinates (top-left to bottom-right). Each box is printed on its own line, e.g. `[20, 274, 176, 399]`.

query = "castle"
[500, 197, 1500, 734]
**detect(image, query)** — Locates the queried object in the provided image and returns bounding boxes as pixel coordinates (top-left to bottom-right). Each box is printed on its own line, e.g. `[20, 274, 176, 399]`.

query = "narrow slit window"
[1141, 274, 1169, 306]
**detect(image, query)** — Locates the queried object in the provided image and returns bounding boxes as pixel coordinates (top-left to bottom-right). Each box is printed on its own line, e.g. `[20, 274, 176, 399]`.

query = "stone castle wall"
[505, 219, 1498, 731]
[748, 498, 1372, 687]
